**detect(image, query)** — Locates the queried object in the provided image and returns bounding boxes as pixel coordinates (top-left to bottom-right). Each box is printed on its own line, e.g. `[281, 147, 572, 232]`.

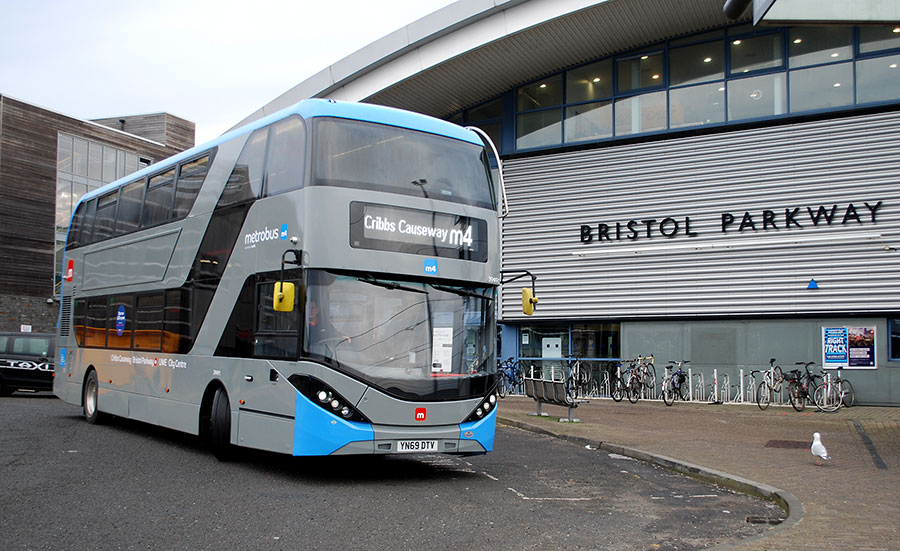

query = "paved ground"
[497, 396, 900, 550]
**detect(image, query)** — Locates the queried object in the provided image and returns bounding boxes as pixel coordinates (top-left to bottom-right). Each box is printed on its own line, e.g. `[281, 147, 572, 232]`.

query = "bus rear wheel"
[83, 370, 105, 424]
[210, 387, 234, 461]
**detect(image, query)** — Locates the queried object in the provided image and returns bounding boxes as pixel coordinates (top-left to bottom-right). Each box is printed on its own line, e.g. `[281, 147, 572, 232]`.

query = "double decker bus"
[54, 99, 506, 458]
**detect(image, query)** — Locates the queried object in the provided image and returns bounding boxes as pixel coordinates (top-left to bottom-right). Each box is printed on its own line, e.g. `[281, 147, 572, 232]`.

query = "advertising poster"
[822, 326, 876, 369]
[848, 326, 876, 368]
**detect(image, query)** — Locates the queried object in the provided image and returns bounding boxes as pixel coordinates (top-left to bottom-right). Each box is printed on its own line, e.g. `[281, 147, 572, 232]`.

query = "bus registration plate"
[397, 440, 438, 453]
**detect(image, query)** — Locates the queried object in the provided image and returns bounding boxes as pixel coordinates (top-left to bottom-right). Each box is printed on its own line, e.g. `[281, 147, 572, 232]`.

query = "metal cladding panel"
[500, 110, 900, 321]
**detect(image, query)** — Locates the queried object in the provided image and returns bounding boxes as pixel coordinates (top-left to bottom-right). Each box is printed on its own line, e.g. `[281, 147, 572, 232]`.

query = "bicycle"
[636, 355, 657, 391]
[815, 366, 856, 412]
[609, 362, 629, 403]
[564, 357, 593, 401]
[496, 357, 523, 398]
[833, 366, 856, 408]
[785, 362, 822, 412]
[756, 358, 784, 410]
[661, 360, 690, 406]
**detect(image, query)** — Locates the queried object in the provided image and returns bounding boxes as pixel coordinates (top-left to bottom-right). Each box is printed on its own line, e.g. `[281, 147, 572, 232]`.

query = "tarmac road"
[0, 394, 778, 550]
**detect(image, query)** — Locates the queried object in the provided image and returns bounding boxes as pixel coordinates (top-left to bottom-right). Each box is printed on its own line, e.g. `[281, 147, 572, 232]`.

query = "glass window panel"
[88, 142, 102, 180]
[57, 134, 73, 174]
[670, 41, 724, 86]
[859, 25, 900, 54]
[125, 152, 138, 175]
[56, 179, 72, 231]
[73, 138, 88, 177]
[519, 325, 569, 358]
[572, 323, 620, 359]
[92, 190, 118, 242]
[219, 130, 267, 207]
[164, 289, 192, 354]
[135, 293, 164, 351]
[470, 121, 501, 150]
[617, 53, 664, 93]
[565, 101, 612, 143]
[517, 75, 562, 111]
[265, 117, 306, 197]
[174, 155, 208, 217]
[516, 109, 562, 149]
[566, 59, 612, 103]
[466, 98, 502, 120]
[116, 150, 126, 179]
[891, 319, 900, 361]
[85, 297, 107, 347]
[80, 199, 96, 246]
[788, 27, 852, 68]
[789, 62, 853, 113]
[727, 73, 787, 120]
[102, 146, 117, 183]
[143, 169, 176, 227]
[730, 34, 783, 74]
[614, 91, 667, 136]
[115, 180, 145, 235]
[670, 82, 725, 128]
[856, 54, 900, 104]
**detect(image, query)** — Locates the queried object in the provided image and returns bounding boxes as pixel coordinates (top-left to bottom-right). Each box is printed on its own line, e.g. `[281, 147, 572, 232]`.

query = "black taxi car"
[0, 332, 55, 396]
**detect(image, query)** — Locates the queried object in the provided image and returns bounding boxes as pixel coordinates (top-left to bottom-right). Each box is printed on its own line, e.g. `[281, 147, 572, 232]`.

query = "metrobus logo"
[244, 224, 288, 247]
[414, 407, 427, 421]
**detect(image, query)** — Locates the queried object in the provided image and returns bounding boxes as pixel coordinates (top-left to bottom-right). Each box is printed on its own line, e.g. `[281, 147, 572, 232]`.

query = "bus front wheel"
[210, 387, 234, 461]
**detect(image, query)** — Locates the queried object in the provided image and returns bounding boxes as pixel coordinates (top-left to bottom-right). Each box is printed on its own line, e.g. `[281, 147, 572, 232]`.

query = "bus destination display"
[350, 202, 487, 262]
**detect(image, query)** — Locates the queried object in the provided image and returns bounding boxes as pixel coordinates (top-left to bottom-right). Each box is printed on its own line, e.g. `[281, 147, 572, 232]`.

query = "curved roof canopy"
[234, 0, 737, 130]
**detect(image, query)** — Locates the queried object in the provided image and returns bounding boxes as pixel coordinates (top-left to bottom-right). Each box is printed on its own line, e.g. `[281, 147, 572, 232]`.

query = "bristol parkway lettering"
[579, 201, 883, 244]
[721, 202, 882, 232]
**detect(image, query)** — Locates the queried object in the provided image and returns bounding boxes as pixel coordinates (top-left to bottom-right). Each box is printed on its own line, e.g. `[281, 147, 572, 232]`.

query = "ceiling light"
[890, 64, 898, 69]
[733, 40, 742, 45]
[641, 55, 649, 60]
[893, 27, 900, 33]
[830, 52, 839, 58]
[793, 38, 803, 44]
[651, 74, 660, 79]
[718, 86, 726, 92]
[833, 82, 841, 87]
[703, 57, 712, 63]
[539, 83, 547, 89]
[592, 77, 601, 83]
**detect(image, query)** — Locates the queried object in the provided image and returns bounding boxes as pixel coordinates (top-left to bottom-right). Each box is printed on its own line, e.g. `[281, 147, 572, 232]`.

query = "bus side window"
[115, 179, 145, 236]
[265, 117, 305, 197]
[85, 297, 107, 347]
[143, 169, 176, 228]
[92, 191, 118, 243]
[67, 202, 86, 249]
[135, 293, 164, 351]
[219, 129, 267, 208]
[80, 198, 97, 246]
[173, 154, 209, 219]
[74, 299, 87, 346]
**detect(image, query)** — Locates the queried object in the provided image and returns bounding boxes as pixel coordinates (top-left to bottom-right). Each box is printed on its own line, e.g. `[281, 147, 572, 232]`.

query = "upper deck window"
[312, 118, 495, 211]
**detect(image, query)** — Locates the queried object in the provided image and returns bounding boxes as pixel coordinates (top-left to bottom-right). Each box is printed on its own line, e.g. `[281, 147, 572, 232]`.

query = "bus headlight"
[287, 374, 371, 424]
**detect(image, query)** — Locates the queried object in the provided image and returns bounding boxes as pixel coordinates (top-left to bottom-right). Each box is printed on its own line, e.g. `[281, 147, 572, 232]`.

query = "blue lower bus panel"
[293, 393, 374, 456]
[459, 406, 496, 453]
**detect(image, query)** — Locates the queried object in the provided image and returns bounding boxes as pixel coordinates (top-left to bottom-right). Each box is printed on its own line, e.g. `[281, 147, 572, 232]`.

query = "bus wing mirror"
[522, 288, 538, 316]
[274, 282, 295, 312]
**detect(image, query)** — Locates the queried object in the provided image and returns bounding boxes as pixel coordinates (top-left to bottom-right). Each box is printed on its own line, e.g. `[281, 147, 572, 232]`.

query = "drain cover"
[765, 440, 809, 449]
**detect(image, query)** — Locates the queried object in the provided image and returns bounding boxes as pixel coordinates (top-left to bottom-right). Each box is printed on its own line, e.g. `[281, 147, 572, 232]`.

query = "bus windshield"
[304, 270, 496, 401]
[312, 118, 495, 210]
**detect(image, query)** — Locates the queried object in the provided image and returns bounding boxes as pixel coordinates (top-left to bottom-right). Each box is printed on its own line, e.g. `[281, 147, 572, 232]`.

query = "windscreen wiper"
[357, 274, 427, 294]
[429, 283, 489, 299]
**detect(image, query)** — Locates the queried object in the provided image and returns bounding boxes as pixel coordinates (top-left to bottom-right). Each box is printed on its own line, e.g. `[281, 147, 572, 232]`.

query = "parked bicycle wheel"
[611, 376, 624, 402]
[814, 383, 842, 413]
[627, 376, 641, 403]
[838, 378, 855, 407]
[642, 363, 657, 389]
[756, 381, 771, 410]
[662, 379, 675, 406]
[565, 376, 578, 403]
[788, 381, 806, 412]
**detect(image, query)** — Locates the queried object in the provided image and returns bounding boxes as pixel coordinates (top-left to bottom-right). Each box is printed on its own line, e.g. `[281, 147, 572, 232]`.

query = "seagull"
[811, 432, 830, 466]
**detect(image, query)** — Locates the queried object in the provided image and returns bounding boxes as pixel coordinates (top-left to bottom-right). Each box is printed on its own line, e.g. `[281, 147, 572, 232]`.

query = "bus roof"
[77, 99, 483, 207]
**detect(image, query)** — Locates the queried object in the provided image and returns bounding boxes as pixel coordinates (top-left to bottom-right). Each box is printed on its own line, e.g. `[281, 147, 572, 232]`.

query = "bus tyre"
[83, 370, 105, 424]
[210, 387, 234, 461]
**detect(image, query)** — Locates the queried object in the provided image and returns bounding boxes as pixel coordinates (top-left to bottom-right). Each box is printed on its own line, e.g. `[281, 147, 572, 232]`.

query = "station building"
[0, 95, 193, 333]
[243, 0, 900, 405]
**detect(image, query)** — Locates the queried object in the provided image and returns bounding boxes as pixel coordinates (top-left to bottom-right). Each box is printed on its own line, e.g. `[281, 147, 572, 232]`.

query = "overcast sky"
[0, 0, 456, 143]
